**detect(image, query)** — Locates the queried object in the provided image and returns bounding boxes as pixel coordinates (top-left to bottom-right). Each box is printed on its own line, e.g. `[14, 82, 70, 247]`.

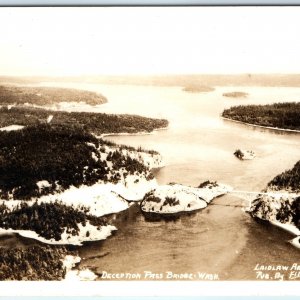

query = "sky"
[0, 7, 300, 76]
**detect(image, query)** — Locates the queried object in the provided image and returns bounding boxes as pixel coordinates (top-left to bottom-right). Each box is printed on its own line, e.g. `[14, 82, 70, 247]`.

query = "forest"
[0, 201, 108, 241]
[222, 102, 300, 130]
[0, 245, 68, 280]
[0, 124, 149, 200]
[267, 160, 300, 228]
[0, 85, 107, 106]
[0, 106, 168, 135]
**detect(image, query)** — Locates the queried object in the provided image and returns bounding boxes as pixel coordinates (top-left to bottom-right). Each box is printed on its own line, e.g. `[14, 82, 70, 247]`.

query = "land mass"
[5, 74, 300, 87]
[0, 106, 168, 135]
[0, 85, 107, 106]
[0, 245, 68, 281]
[249, 160, 300, 248]
[0, 124, 155, 199]
[0, 123, 164, 278]
[141, 181, 231, 215]
[222, 102, 300, 131]
[0, 82, 169, 280]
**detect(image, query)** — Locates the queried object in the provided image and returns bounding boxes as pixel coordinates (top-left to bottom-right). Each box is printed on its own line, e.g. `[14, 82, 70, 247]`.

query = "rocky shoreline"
[248, 159, 300, 249]
[141, 181, 232, 214]
[249, 191, 300, 249]
[222, 117, 300, 133]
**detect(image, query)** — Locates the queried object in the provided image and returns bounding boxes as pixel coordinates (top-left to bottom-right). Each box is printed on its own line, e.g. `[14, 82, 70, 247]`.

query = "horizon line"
[2, 73, 300, 78]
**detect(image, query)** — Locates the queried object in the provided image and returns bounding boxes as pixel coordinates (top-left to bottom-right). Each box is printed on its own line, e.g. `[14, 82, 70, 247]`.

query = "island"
[222, 91, 248, 98]
[182, 85, 215, 93]
[141, 181, 232, 215]
[234, 149, 255, 160]
[0, 85, 107, 106]
[249, 160, 300, 248]
[222, 102, 300, 131]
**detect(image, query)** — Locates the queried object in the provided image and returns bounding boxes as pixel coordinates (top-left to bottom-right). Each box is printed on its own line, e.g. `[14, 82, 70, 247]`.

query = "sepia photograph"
[0, 6, 300, 291]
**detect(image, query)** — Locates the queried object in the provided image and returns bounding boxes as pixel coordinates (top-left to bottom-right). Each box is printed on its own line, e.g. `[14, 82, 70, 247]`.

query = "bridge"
[211, 190, 295, 208]
[229, 190, 293, 200]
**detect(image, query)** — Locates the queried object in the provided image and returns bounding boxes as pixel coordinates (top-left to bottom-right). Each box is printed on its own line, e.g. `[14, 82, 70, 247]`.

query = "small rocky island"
[234, 149, 255, 160]
[182, 85, 215, 93]
[222, 91, 248, 98]
[141, 181, 232, 214]
[249, 160, 300, 248]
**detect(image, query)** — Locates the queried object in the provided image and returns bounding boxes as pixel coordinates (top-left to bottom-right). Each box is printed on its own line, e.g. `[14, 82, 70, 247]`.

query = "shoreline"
[270, 220, 300, 249]
[99, 126, 169, 138]
[269, 220, 300, 236]
[63, 255, 98, 281]
[222, 117, 300, 134]
[0, 224, 117, 246]
[248, 189, 300, 250]
[141, 183, 233, 215]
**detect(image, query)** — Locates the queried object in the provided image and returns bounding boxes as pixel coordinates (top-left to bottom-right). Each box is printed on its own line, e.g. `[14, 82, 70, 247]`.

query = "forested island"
[0, 85, 107, 106]
[222, 102, 300, 131]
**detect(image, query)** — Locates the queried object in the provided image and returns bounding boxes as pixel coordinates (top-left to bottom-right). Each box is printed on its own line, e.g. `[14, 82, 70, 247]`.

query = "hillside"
[0, 122, 164, 250]
[267, 160, 300, 193]
[0, 245, 68, 280]
[249, 161, 300, 241]
[0, 124, 155, 200]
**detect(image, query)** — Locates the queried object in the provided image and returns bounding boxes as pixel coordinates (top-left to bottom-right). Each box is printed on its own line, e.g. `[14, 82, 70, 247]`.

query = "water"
[3, 82, 300, 280]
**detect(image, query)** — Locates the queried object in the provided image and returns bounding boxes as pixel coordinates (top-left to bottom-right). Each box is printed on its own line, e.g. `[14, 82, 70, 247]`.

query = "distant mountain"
[2, 74, 300, 87]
